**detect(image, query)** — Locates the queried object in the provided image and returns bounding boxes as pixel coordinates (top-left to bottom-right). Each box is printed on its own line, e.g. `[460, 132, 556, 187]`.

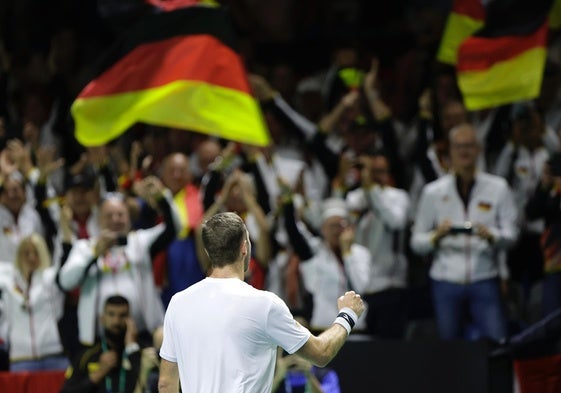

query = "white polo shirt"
[160, 277, 311, 393]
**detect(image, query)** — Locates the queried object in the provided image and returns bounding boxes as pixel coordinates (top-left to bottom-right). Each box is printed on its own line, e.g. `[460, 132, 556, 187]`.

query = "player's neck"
[209, 261, 244, 280]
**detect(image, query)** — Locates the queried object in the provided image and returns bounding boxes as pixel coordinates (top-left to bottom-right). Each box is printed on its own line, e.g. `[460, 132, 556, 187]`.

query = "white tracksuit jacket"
[411, 172, 518, 284]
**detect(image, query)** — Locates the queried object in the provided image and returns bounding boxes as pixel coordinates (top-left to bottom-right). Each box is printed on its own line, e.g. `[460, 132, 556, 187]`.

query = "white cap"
[321, 198, 348, 222]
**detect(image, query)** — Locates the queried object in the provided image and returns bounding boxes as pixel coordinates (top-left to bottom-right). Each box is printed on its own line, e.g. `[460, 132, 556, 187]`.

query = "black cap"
[64, 171, 96, 191]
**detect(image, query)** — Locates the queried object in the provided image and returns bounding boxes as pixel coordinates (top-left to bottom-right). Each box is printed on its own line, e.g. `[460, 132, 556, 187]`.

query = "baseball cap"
[64, 170, 96, 191]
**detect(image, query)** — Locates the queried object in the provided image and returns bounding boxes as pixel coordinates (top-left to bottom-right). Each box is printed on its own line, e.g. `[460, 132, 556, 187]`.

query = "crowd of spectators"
[1, 0, 561, 391]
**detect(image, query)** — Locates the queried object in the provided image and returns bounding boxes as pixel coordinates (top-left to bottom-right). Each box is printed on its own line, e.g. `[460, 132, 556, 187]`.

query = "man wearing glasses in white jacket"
[411, 123, 518, 342]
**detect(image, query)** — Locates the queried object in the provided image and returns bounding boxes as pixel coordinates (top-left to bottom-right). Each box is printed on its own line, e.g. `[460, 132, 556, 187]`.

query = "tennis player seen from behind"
[158, 211, 364, 393]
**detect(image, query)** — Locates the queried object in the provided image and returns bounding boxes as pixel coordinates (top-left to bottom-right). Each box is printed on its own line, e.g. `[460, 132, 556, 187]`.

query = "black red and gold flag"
[457, 21, 549, 110]
[72, 5, 270, 147]
[437, 0, 486, 65]
[438, 0, 556, 110]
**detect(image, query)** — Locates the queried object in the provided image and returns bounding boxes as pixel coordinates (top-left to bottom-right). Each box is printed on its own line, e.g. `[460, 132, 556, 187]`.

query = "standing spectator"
[57, 169, 101, 253]
[58, 177, 180, 346]
[0, 171, 44, 264]
[200, 169, 272, 289]
[408, 93, 465, 214]
[299, 198, 371, 331]
[346, 151, 411, 339]
[526, 152, 561, 318]
[493, 103, 550, 316]
[60, 295, 142, 393]
[0, 233, 67, 371]
[157, 152, 205, 308]
[189, 137, 223, 186]
[411, 123, 518, 342]
[55, 169, 101, 358]
[0, 143, 44, 368]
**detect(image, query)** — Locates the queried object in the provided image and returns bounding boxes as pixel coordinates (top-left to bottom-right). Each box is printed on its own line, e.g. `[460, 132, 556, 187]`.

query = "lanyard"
[101, 337, 127, 393]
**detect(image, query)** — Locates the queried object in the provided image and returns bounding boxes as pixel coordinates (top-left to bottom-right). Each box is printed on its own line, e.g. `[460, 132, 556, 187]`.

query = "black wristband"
[337, 312, 355, 329]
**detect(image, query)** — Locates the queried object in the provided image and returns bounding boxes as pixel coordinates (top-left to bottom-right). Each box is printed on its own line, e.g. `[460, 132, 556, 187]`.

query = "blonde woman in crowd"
[0, 233, 67, 371]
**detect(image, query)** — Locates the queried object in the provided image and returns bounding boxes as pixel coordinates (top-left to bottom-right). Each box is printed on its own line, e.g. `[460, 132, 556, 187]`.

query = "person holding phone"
[411, 123, 518, 342]
[58, 177, 181, 347]
[60, 295, 142, 393]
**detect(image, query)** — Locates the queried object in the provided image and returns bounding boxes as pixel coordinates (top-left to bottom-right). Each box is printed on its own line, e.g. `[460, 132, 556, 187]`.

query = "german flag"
[456, 0, 553, 110]
[146, 0, 218, 12]
[72, 6, 270, 147]
[436, 0, 486, 65]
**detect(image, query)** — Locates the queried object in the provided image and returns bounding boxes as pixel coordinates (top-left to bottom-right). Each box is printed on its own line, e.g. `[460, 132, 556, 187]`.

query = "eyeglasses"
[451, 142, 478, 150]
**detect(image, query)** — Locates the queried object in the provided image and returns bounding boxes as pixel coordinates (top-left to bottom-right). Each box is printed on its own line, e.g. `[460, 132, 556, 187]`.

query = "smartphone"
[449, 222, 473, 235]
[116, 235, 128, 246]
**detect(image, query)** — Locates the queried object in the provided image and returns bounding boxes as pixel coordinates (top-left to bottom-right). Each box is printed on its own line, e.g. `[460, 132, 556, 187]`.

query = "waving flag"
[72, 5, 270, 147]
[437, 0, 486, 65]
[438, 0, 556, 110]
[457, 21, 549, 110]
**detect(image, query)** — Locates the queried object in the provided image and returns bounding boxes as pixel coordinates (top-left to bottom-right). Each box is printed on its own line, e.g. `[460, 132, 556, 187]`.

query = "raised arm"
[296, 291, 365, 367]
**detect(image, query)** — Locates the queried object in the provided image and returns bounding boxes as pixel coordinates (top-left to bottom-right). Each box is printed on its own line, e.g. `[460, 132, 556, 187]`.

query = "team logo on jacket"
[516, 166, 529, 177]
[477, 201, 492, 211]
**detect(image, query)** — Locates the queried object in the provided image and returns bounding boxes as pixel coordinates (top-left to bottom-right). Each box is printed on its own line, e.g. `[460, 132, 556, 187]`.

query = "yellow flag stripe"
[458, 46, 546, 110]
[437, 13, 484, 65]
[174, 188, 190, 239]
[72, 80, 270, 146]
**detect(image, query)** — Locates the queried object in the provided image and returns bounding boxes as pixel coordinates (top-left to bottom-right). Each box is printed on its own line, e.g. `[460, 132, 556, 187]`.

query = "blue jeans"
[10, 354, 69, 372]
[431, 278, 507, 342]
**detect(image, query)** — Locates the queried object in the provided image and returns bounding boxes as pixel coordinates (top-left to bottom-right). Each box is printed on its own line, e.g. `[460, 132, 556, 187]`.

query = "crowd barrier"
[0, 370, 65, 393]
[0, 343, 560, 392]
[329, 336, 561, 393]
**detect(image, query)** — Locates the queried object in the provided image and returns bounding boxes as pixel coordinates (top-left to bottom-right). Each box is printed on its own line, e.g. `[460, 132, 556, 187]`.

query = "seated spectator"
[138, 326, 163, 393]
[60, 295, 142, 393]
[0, 233, 67, 372]
[58, 177, 180, 346]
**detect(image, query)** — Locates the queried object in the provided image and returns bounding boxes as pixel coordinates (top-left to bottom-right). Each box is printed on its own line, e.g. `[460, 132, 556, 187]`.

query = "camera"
[116, 235, 128, 246]
[449, 222, 473, 235]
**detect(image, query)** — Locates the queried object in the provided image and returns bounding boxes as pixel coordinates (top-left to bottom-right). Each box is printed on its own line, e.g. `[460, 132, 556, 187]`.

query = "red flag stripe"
[456, 22, 548, 72]
[78, 34, 251, 99]
[452, 0, 486, 21]
[146, 0, 216, 12]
